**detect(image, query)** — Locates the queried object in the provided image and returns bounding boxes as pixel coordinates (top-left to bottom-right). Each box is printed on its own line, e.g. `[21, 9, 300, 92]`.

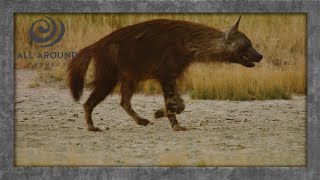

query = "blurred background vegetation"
[15, 14, 306, 100]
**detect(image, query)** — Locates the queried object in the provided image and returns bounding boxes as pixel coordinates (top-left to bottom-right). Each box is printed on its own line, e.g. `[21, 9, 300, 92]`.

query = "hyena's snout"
[236, 46, 263, 68]
[248, 47, 263, 63]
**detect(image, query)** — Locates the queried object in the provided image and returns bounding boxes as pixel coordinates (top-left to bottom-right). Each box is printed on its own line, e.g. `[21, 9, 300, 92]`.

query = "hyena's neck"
[185, 30, 229, 63]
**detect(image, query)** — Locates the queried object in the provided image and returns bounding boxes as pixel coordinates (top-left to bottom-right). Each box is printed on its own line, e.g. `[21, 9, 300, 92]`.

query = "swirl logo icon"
[29, 16, 65, 47]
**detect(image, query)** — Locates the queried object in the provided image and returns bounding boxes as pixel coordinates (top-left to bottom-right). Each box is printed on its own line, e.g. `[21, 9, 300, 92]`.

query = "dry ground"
[15, 70, 306, 166]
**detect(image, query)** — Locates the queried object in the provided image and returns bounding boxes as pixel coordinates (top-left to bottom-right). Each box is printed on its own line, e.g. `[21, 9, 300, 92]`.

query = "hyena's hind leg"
[120, 80, 150, 126]
[154, 90, 185, 119]
[160, 80, 187, 131]
[84, 85, 115, 131]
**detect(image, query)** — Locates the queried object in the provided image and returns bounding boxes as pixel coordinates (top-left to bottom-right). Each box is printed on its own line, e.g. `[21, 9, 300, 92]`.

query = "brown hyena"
[67, 16, 263, 131]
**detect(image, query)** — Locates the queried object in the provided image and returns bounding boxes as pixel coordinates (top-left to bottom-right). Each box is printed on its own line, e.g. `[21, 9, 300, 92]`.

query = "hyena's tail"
[67, 46, 95, 101]
[67, 42, 119, 102]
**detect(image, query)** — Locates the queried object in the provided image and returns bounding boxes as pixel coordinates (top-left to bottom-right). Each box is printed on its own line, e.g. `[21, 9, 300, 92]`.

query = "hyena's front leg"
[154, 91, 185, 119]
[161, 80, 187, 131]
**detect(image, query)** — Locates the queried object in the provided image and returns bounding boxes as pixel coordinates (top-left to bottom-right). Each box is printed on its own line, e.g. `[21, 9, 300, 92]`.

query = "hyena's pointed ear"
[225, 15, 241, 41]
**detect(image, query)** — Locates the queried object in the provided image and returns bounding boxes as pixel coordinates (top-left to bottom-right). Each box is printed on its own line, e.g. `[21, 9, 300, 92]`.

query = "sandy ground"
[15, 70, 306, 166]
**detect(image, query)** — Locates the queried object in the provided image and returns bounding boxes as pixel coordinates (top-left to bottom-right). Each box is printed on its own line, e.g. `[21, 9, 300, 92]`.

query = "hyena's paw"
[172, 123, 187, 131]
[136, 118, 151, 126]
[154, 108, 165, 119]
[87, 125, 102, 132]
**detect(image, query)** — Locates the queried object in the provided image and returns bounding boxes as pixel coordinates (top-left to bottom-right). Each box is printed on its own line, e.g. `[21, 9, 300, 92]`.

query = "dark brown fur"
[67, 16, 263, 131]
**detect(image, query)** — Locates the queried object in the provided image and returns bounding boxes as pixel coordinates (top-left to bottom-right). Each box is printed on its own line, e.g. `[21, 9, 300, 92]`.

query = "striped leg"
[161, 80, 187, 131]
[154, 89, 185, 119]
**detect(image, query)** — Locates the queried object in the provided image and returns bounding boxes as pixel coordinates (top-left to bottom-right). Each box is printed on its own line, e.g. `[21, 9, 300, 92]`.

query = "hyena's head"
[224, 16, 263, 67]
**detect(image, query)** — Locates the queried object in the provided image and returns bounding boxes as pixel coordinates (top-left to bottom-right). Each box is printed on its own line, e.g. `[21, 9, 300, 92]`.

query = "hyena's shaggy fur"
[68, 16, 263, 131]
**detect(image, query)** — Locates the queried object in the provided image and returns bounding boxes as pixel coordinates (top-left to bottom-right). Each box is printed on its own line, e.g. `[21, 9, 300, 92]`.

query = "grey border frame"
[0, 0, 319, 179]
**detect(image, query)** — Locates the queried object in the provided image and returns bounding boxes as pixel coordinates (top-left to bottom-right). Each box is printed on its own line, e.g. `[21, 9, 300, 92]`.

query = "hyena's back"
[94, 19, 224, 81]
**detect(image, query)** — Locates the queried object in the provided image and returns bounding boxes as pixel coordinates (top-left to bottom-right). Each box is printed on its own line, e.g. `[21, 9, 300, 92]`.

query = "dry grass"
[14, 14, 306, 100]
[28, 82, 40, 88]
[185, 63, 306, 100]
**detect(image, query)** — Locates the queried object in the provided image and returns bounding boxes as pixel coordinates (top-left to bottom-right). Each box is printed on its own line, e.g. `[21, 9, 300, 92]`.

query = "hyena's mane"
[128, 19, 228, 62]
